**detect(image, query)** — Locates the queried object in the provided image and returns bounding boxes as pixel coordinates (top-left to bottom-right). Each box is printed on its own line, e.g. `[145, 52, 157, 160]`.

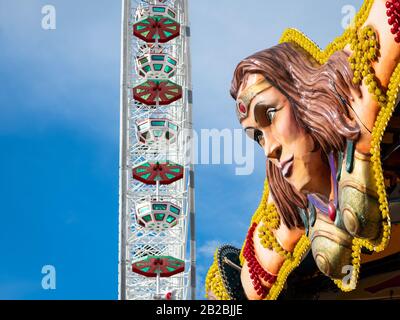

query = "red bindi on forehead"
[238, 103, 247, 115]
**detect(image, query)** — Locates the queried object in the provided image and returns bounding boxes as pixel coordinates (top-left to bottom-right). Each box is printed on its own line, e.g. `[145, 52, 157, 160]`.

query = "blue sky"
[0, 0, 363, 299]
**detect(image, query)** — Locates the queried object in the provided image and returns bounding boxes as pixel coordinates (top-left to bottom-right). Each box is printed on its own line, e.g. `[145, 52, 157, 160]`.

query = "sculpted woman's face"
[238, 74, 329, 195]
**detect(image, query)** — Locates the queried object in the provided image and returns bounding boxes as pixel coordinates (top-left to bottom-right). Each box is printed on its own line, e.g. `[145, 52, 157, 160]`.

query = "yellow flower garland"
[265, 235, 311, 300]
[204, 249, 230, 300]
[258, 204, 292, 259]
[349, 26, 386, 103]
[279, 0, 374, 64]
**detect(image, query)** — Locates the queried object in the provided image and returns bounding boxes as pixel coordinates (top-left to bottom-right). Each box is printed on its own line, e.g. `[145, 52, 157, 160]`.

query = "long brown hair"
[231, 42, 361, 229]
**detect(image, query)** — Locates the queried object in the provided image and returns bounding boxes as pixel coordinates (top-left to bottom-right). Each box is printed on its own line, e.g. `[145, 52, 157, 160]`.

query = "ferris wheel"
[119, 0, 195, 300]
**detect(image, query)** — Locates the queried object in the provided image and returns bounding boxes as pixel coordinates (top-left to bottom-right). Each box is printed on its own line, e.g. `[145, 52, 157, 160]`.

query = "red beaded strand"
[386, 0, 400, 42]
[243, 223, 277, 299]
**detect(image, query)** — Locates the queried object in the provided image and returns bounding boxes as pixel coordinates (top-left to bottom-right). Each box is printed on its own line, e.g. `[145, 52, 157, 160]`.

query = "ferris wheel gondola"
[133, 5, 180, 43]
[133, 79, 182, 106]
[132, 160, 183, 185]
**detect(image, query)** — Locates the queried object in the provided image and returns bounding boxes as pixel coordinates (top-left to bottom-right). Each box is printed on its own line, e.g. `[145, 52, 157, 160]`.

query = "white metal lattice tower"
[119, 0, 195, 300]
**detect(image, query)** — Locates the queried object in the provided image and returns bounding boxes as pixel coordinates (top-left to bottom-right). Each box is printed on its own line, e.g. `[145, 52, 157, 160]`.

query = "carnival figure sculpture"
[206, 0, 400, 300]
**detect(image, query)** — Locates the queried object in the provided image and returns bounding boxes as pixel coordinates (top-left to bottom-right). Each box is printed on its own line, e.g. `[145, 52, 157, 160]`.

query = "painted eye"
[266, 109, 277, 123]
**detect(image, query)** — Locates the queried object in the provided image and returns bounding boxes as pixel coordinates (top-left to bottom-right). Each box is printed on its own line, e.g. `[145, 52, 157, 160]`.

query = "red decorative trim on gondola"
[133, 16, 180, 43]
[132, 161, 184, 185]
[132, 256, 185, 278]
[133, 80, 182, 106]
